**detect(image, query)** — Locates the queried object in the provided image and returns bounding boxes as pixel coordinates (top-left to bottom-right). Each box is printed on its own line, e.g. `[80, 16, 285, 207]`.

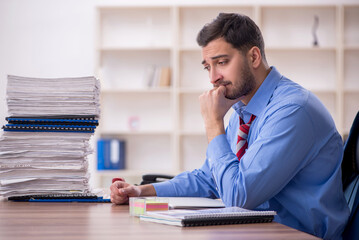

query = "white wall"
[0, 0, 96, 127]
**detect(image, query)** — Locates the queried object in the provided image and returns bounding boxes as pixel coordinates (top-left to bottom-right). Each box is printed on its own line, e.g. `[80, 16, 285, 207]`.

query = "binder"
[97, 139, 125, 170]
[6, 116, 99, 126]
[2, 124, 96, 133]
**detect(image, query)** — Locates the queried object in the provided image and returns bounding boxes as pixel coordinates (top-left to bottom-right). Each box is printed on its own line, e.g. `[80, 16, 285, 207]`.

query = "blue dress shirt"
[153, 67, 350, 239]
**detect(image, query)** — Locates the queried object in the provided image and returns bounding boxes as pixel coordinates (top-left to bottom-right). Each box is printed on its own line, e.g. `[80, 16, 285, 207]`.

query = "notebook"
[166, 197, 225, 209]
[140, 207, 276, 227]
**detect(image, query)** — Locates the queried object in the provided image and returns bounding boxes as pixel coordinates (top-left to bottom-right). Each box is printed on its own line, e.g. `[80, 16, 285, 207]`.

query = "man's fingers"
[217, 85, 226, 95]
[121, 186, 139, 197]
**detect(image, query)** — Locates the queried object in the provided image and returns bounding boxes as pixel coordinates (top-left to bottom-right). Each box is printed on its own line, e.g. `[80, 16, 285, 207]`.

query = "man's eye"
[218, 60, 227, 65]
[203, 66, 210, 71]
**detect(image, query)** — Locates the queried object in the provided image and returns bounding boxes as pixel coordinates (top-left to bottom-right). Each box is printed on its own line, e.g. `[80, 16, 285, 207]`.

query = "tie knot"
[240, 114, 256, 125]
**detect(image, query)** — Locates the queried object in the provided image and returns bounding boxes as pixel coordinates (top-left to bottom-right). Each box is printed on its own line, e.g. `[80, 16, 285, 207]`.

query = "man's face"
[201, 38, 255, 100]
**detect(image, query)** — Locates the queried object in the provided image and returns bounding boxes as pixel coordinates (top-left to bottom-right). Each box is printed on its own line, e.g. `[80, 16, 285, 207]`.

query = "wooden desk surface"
[0, 201, 319, 240]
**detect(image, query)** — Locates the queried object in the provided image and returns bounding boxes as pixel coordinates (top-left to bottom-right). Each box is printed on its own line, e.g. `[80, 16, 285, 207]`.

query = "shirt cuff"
[206, 134, 233, 164]
[152, 180, 177, 197]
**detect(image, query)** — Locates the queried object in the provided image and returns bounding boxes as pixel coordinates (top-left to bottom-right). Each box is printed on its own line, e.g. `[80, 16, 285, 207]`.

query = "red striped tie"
[236, 114, 256, 160]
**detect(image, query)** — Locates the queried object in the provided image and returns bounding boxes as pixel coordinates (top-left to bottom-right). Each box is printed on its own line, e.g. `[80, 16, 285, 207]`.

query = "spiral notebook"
[140, 207, 276, 227]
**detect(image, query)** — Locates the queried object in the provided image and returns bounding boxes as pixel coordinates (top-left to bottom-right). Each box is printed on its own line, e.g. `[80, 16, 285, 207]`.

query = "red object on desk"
[112, 178, 125, 183]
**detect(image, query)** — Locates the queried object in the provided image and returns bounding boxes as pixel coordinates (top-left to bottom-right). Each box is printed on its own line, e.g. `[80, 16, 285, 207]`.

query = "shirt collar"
[232, 66, 282, 120]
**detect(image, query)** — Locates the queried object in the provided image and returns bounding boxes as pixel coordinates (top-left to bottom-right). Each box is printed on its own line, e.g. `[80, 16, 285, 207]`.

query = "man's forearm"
[205, 119, 226, 143]
[139, 184, 157, 196]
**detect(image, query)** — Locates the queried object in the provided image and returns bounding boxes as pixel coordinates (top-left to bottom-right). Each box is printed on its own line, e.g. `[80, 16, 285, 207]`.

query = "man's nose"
[210, 69, 222, 85]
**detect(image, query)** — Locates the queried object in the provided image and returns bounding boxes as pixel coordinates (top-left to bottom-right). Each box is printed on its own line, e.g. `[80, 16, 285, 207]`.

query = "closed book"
[159, 67, 171, 87]
[140, 207, 276, 227]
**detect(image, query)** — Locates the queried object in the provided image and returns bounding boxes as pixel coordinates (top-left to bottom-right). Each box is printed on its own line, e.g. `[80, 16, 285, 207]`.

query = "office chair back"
[342, 111, 359, 240]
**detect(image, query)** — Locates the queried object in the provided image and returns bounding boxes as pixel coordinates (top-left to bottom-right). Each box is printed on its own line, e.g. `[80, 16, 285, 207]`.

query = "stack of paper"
[0, 75, 100, 198]
[6, 75, 100, 117]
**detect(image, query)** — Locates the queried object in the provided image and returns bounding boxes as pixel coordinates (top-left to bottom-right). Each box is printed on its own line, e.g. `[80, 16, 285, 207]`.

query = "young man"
[110, 13, 349, 239]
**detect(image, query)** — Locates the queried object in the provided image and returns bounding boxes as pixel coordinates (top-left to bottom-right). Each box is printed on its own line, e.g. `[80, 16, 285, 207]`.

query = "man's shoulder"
[266, 77, 337, 135]
[270, 78, 310, 108]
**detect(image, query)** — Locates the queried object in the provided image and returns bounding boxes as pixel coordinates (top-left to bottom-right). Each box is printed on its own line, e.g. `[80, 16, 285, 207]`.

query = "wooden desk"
[0, 201, 319, 240]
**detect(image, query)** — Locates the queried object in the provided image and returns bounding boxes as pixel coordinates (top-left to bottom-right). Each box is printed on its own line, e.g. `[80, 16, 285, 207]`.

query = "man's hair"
[197, 13, 266, 61]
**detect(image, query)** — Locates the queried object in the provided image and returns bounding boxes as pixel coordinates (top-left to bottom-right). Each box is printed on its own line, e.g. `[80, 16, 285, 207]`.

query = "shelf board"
[100, 46, 172, 51]
[344, 46, 359, 51]
[101, 87, 172, 94]
[344, 88, 359, 93]
[179, 46, 201, 52]
[179, 130, 206, 136]
[96, 169, 179, 177]
[310, 89, 336, 94]
[100, 130, 173, 136]
[266, 46, 336, 51]
[179, 46, 338, 52]
[178, 88, 211, 94]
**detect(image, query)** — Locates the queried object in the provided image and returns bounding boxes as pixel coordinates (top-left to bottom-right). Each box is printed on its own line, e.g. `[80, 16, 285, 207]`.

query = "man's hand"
[110, 180, 157, 205]
[199, 86, 239, 143]
[110, 180, 140, 204]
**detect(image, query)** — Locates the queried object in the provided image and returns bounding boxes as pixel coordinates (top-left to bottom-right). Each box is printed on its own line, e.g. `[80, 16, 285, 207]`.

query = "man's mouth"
[214, 81, 230, 88]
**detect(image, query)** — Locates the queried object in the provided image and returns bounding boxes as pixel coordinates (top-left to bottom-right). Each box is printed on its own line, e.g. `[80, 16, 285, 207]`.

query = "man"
[110, 13, 349, 239]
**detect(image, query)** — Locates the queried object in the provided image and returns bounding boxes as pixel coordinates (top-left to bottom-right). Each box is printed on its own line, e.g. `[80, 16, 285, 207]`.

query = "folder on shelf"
[97, 138, 126, 170]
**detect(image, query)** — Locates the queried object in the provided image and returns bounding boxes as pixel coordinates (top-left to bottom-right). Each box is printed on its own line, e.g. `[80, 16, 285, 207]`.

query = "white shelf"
[100, 130, 172, 136]
[179, 130, 206, 136]
[261, 6, 337, 49]
[178, 6, 254, 49]
[266, 47, 337, 51]
[265, 49, 337, 93]
[344, 6, 359, 47]
[99, 7, 173, 49]
[101, 88, 172, 94]
[94, 4, 359, 188]
[178, 88, 210, 94]
[100, 46, 172, 51]
[344, 49, 359, 90]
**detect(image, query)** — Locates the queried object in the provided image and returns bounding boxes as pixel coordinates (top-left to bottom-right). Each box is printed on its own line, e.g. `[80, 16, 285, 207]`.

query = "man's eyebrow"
[201, 54, 229, 65]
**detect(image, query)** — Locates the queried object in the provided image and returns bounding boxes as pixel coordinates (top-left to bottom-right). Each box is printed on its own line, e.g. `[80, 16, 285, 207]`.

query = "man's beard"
[224, 64, 256, 100]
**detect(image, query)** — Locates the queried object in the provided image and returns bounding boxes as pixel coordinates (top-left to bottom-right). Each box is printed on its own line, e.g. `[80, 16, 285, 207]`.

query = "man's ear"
[248, 46, 261, 69]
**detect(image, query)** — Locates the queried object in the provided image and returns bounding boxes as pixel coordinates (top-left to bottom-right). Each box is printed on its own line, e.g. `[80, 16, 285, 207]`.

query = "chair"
[342, 111, 359, 240]
[140, 174, 174, 185]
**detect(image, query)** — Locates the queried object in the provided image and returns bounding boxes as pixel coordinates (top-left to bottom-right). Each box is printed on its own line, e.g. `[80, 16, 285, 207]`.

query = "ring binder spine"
[3, 124, 95, 133]
[182, 215, 274, 227]
[5, 116, 99, 126]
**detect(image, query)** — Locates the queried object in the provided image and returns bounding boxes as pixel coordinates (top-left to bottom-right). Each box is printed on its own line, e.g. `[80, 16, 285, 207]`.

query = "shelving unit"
[95, 4, 359, 188]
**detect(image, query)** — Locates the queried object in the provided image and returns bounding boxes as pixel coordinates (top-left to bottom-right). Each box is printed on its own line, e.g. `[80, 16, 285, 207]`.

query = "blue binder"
[97, 139, 125, 170]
